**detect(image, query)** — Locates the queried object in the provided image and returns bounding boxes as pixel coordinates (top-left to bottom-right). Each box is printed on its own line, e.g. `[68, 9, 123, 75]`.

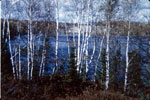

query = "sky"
[1, 0, 150, 23]
[58, 0, 150, 23]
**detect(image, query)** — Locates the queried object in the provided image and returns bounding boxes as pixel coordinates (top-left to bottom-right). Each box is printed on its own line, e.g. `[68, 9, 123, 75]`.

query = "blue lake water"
[10, 34, 150, 78]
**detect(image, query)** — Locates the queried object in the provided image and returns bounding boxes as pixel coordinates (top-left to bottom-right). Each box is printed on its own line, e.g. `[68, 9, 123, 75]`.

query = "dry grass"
[2, 76, 142, 100]
[56, 88, 141, 100]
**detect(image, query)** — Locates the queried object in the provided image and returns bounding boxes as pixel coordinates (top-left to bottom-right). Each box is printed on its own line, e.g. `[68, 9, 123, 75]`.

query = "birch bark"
[105, 21, 110, 90]
[124, 21, 130, 92]
[53, 0, 59, 73]
[7, 19, 16, 79]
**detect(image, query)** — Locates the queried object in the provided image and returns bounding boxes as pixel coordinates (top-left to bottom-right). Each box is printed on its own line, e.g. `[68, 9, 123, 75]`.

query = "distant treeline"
[1, 19, 150, 39]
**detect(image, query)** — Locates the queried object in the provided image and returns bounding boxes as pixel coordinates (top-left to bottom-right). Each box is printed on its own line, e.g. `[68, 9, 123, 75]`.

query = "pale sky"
[58, 0, 150, 23]
[1, 0, 150, 23]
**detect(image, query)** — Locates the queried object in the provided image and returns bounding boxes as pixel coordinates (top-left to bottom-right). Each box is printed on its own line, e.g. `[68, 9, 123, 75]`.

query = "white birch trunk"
[72, 22, 77, 62]
[89, 39, 96, 64]
[14, 45, 18, 79]
[39, 48, 44, 77]
[18, 39, 21, 79]
[79, 2, 85, 73]
[7, 19, 16, 79]
[67, 34, 70, 56]
[85, 0, 90, 73]
[17, 22, 22, 80]
[53, 0, 59, 73]
[27, 22, 30, 80]
[39, 33, 47, 77]
[65, 23, 70, 56]
[77, 10, 81, 72]
[29, 2, 34, 80]
[89, 17, 94, 65]
[94, 30, 105, 81]
[124, 21, 130, 92]
[105, 22, 110, 90]
[42, 46, 46, 76]
[2, 19, 6, 39]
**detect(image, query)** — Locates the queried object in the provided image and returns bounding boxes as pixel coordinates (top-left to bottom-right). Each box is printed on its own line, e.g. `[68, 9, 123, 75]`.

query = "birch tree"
[85, 0, 91, 74]
[72, 0, 83, 72]
[15, 0, 24, 80]
[39, 0, 54, 76]
[2, 0, 22, 79]
[121, 0, 139, 92]
[102, 0, 119, 90]
[7, 19, 16, 79]
[94, 29, 106, 81]
[53, 0, 59, 74]
[18, 24, 22, 79]
[22, 0, 42, 79]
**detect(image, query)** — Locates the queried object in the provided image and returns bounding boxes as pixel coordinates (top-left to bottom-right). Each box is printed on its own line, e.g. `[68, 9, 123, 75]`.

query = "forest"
[1, 0, 150, 100]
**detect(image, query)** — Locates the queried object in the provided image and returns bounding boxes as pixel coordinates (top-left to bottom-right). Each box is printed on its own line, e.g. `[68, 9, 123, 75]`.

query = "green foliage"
[65, 47, 82, 85]
[95, 48, 106, 89]
[127, 51, 142, 96]
[138, 91, 150, 100]
[100, 49, 106, 83]
[110, 47, 122, 90]
[138, 60, 150, 100]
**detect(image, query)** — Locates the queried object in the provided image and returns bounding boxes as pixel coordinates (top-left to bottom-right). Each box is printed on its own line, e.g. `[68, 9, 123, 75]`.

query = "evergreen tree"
[96, 48, 106, 89]
[110, 47, 122, 90]
[1, 38, 12, 78]
[65, 47, 81, 85]
[139, 60, 150, 100]
[127, 50, 142, 96]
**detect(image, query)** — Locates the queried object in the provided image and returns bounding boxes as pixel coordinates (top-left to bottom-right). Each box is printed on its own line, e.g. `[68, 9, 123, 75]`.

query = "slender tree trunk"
[77, 10, 81, 72]
[39, 32, 47, 77]
[39, 55, 44, 77]
[39, 46, 44, 77]
[42, 39, 46, 76]
[65, 23, 70, 56]
[29, 3, 34, 80]
[27, 22, 30, 80]
[105, 21, 110, 90]
[18, 38, 21, 79]
[72, 22, 77, 62]
[124, 21, 130, 92]
[94, 30, 105, 81]
[89, 39, 95, 64]
[17, 22, 22, 80]
[89, 16, 94, 65]
[7, 19, 16, 79]
[53, 0, 59, 73]
[85, 0, 90, 74]
[2, 19, 6, 39]
[14, 44, 18, 79]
